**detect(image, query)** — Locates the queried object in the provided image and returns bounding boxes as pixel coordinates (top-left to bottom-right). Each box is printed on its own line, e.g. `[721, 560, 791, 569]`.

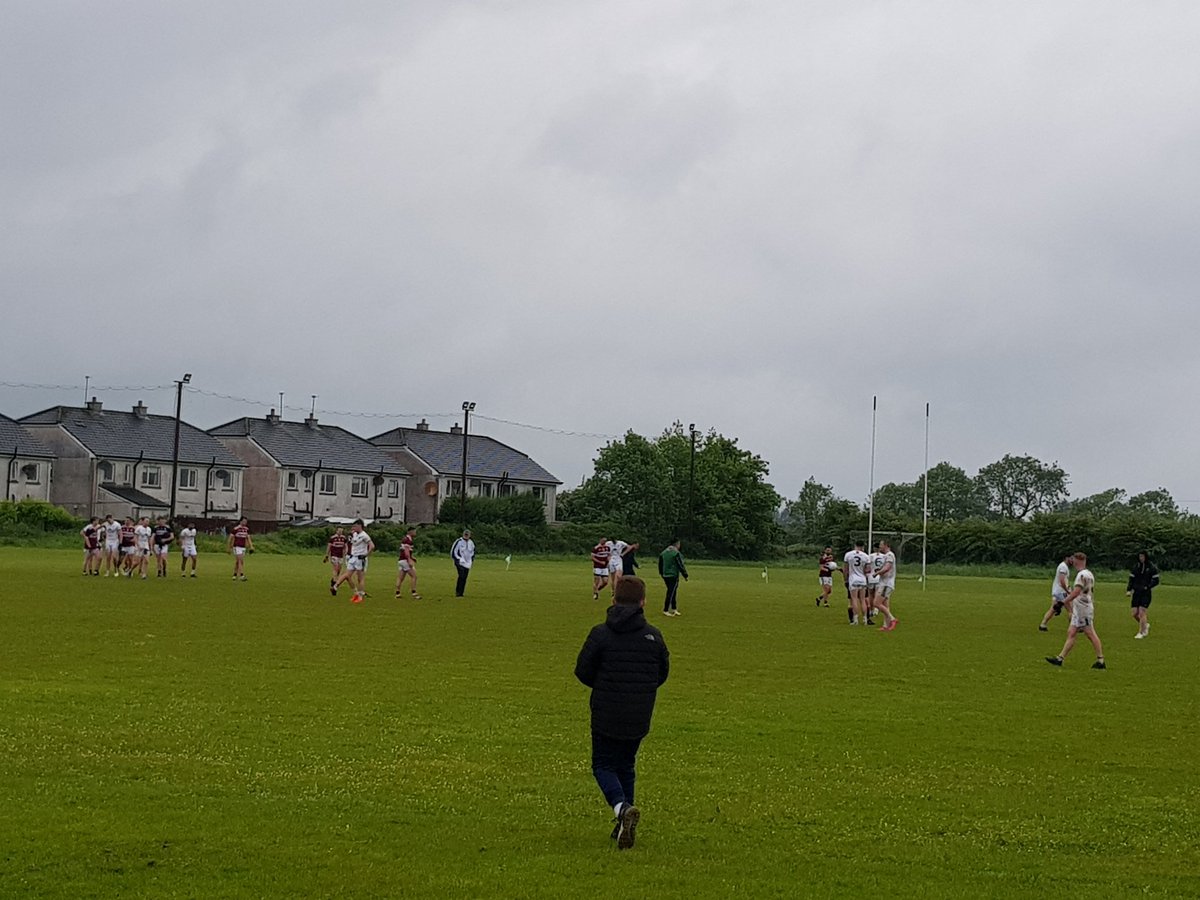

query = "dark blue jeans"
[591, 732, 643, 809]
[663, 576, 680, 611]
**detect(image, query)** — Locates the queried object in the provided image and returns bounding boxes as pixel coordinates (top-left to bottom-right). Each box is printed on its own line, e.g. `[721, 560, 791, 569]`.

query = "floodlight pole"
[169, 373, 192, 525]
[460, 401, 475, 528]
[688, 424, 696, 541]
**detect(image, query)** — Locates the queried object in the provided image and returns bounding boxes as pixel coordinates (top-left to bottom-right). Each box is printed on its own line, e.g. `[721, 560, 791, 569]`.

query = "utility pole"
[169, 373, 192, 524]
[689, 423, 697, 541]
[460, 401, 475, 528]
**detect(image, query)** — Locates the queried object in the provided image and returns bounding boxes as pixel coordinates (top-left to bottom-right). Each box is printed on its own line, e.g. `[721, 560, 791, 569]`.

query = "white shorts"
[397, 559, 413, 573]
[848, 576, 867, 589]
[106, 541, 119, 552]
[608, 561, 620, 575]
[154, 546, 169, 558]
[121, 546, 135, 556]
[182, 546, 197, 558]
[347, 555, 368, 572]
[329, 555, 344, 567]
[593, 567, 609, 577]
[233, 547, 246, 557]
[819, 576, 833, 587]
[1051, 590, 1067, 602]
[1071, 603, 1094, 630]
[876, 584, 894, 599]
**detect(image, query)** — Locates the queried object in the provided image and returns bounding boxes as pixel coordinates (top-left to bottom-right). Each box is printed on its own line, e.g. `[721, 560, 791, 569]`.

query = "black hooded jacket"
[575, 604, 670, 740]
[1127, 558, 1160, 601]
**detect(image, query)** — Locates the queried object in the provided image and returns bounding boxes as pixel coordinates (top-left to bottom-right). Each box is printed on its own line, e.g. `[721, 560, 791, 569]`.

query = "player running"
[843, 541, 871, 625]
[332, 519, 374, 603]
[179, 522, 199, 576]
[1046, 552, 1106, 670]
[394, 526, 422, 599]
[323, 526, 349, 588]
[1038, 554, 1073, 632]
[591, 538, 612, 600]
[228, 517, 253, 580]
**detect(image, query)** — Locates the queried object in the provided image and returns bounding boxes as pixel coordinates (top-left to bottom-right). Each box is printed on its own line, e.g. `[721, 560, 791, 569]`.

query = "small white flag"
[761, 567, 768, 583]
[505, 554, 512, 570]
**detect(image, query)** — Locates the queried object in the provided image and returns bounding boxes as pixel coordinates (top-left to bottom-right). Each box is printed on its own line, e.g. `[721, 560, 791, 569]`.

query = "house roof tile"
[0, 414, 55, 458]
[369, 427, 559, 484]
[20, 405, 245, 467]
[210, 417, 408, 476]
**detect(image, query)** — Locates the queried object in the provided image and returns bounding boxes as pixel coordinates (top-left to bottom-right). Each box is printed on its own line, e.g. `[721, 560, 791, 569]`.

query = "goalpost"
[863, 398, 931, 591]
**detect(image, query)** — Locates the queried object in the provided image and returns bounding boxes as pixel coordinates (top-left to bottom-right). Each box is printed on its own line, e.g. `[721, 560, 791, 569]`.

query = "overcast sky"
[3, 1, 1199, 509]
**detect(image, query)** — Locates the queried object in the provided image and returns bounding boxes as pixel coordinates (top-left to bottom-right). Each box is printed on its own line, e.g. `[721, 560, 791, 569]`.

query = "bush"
[0, 500, 82, 533]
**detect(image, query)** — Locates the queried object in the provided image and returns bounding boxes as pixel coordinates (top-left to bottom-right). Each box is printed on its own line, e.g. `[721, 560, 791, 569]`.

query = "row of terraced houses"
[1, 399, 560, 527]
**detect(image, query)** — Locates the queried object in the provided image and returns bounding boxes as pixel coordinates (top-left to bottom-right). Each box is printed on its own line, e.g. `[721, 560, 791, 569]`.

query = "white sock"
[613, 803, 623, 817]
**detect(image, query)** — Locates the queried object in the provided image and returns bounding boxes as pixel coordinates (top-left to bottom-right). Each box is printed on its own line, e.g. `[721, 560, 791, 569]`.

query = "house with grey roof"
[369, 419, 560, 524]
[209, 410, 408, 524]
[20, 398, 246, 520]
[1, 413, 56, 503]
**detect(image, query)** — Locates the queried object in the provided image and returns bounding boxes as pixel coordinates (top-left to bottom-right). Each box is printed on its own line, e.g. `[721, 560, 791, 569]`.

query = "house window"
[386, 479, 400, 498]
[123, 464, 133, 485]
[178, 468, 198, 490]
[319, 474, 336, 495]
[286, 471, 298, 491]
[97, 461, 114, 482]
[21, 462, 41, 484]
[142, 466, 161, 489]
[211, 469, 234, 492]
[531, 486, 546, 500]
[498, 483, 515, 497]
[446, 480, 461, 497]
[351, 476, 369, 498]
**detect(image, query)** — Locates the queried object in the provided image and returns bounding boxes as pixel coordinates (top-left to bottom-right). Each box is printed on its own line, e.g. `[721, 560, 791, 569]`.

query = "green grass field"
[2, 549, 1197, 898]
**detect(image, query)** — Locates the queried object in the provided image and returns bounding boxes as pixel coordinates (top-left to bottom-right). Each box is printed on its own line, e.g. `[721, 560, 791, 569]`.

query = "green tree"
[1059, 488, 1128, 518]
[1127, 488, 1181, 519]
[976, 454, 1069, 520]
[924, 462, 988, 521]
[569, 424, 780, 558]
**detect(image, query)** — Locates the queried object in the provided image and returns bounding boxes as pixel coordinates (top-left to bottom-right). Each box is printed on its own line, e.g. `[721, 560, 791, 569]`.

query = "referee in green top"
[657, 538, 689, 618]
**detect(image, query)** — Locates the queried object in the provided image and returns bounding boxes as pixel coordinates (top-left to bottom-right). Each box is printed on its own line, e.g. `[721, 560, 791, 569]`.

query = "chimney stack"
[449, 423, 463, 435]
[266, 408, 282, 425]
[304, 414, 319, 429]
[416, 419, 430, 431]
[85, 397, 103, 413]
[133, 401, 148, 419]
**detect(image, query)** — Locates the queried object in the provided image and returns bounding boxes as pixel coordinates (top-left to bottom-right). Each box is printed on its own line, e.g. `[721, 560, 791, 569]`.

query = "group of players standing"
[79, 515, 253, 579]
[816, 540, 899, 631]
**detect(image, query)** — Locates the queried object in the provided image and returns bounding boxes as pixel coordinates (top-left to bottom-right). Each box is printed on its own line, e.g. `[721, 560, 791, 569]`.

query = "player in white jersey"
[132, 517, 152, 579]
[865, 548, 885, 626]
[1046, 552, 1106, 669]
[1038, 555, 1073, 632]
[607, 539, 629, 595]
[333, 519, 375, 603]
[101, 515, 122, 576]
[843, 541, 871, 625]
[867, 540, 899, 630]
[179, 523, 199, 576]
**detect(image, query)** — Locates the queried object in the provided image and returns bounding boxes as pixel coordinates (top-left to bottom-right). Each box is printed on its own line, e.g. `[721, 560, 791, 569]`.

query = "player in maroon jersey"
[591, 539, 612, 600]
[323, 526, 348, 588]
[80, 518, 101, 575]
[227, 517, 254, 580]
[394, 526, 422, 599]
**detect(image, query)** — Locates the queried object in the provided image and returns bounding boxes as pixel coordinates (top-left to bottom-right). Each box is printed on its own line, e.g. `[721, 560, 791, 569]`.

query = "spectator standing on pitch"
[179, 522, 199, 576]
[657, 538, 689, 617]
[574, 576, 670, 850]
[324, 526, 348, 589]
[815, 547, 836, 607]
[1127, 551, 1159, 639]
[333, 519, 375, 603]
[451, 529, 475, 597]
[1039, 554, 1073, 632]
[1046, 552, 1106, 670]
[228, 517, 254, 580]
[152, 517, 174, 578]
[622, 542, 641, 579]
[591, 538, 612, 600]
[395, 526, 422, 599]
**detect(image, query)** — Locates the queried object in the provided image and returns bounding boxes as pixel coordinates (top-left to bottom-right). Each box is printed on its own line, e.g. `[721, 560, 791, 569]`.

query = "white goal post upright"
[922, 402, 930, 591]
[867, 395, 877, 551]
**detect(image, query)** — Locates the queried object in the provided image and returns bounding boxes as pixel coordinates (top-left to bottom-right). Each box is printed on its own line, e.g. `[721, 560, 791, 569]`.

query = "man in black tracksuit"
[575, 576, 670, 850]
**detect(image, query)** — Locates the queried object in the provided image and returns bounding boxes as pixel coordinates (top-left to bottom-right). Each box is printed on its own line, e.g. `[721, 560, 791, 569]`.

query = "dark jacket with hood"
[1127, 557, 1160, 602]
[575, 603, 670, 740]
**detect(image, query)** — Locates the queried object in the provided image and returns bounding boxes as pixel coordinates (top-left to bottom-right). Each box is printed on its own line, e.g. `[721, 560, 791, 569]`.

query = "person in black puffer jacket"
[1126, 551, 1160, 639]
[575, 576, 670, 850]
